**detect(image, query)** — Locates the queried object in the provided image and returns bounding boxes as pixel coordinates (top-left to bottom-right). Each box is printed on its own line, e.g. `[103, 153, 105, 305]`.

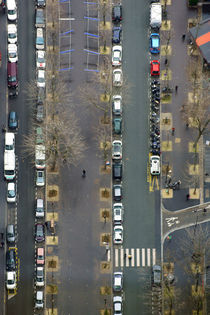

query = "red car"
[150, 60, 160, 76]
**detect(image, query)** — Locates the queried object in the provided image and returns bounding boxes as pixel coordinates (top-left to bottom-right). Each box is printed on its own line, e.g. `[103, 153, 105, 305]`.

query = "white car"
[37, 70, 45, 88]
[7, 0, 17, 21]
[113, 296, 123, 315]
[113, 225, 123, 244]
[6, 271, 16, 290]
[36, 28, 44, 50]
[113, 272, 123, 292]
[112, 140, 122, 160]
[8, 44, 18, 63]
[112, 95, 122, 116]
[36, 50, 46, 69]
[113, 203, 124, 225]
[113, 69, 123, 87]
[35, 291, 44, 309]
[8, 24, 17, 44]
[7, 182, 16, 203]
[36, 170, 45, 186]
[36, 267, 44, 286]
[112, 45, 122, 66]
[150, 155, 160, 175]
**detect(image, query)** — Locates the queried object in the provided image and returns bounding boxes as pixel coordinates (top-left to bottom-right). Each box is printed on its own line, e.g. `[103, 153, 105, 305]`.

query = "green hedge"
[189, 0, 198, 6]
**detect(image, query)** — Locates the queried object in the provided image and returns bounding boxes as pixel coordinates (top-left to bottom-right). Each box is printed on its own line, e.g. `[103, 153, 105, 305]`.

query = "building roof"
[190, 18, 210, 64]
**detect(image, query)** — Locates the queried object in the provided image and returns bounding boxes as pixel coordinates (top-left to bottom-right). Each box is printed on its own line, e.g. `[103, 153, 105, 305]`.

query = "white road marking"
[131, 248, 135, 267]
[152, 248, 156, 266]
[142, 248, 145, 267]
[147, 248, 151, 266]
[115, 248, 118, 267]
[120, 248, 124, 267]
[136, 248, 140, 267]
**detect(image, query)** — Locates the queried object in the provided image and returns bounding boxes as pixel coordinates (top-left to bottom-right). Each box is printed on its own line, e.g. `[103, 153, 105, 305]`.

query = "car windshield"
[9, 52, 17, 58]
[8, 9, 16, 14]
[38, 77, 45, 83]
[8, 33, 16, 38]
[8, 190, 15, 198]
[114, 144, 121, 151]
[8, 76, 16, 82]
[38, 56, 44, 63]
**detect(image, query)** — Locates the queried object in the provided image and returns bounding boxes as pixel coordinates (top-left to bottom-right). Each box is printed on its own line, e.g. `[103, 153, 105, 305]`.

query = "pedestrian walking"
[203, 208, 207, 214]
[0, 232, 4, 239]
[175, 85, 178, 93]
[124, 253, 126, 259]
[186, 122, 189, 129]
[128, 254, 132, 260]
[2, 125, 6, 133]
[186, 193, 190, 201]
[182, 34, 186, 41]
[82, 169, 86, 177]
[1, 241, 4, 248]
[171, 127, 175, 136]
[164, 58, 168, 65]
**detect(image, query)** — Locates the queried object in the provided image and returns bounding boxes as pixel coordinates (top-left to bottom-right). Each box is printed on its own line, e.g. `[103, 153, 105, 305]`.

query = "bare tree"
[94, 124, 111, 170]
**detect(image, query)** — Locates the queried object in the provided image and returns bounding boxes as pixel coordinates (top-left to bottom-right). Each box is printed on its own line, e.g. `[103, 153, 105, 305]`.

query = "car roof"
[8, 24, 17, 31]
[37, 50, 45, 57]
[8, 182, 15, 189]
[37, 247, 44, 254]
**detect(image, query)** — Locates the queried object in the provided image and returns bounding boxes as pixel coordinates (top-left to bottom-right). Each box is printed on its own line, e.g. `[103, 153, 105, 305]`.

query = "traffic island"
[47, 185, 59, 202]
[100, 188, 111, 201]
[100, 261, 111, 273]
[100, 208, 110, 222]
[100, 233, 111, 246]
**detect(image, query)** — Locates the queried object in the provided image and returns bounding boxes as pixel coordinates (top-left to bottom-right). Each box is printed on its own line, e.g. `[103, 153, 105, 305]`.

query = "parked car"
[150, 60, 160, 76]
[36, 0, 46, 7]
[36, 127, 44, 145]
[36, 105, 44, 122]
[35, 291, 44, 309]
[35, 8, 45, 28]
[113, 296, 123, 314]
[113, 272, 123, 292]
[113, 163, 122, 181]
[8, 44, 18, 63]
[152, 265, 161, 286]
[7, 24, 17, 44]
[7, 0, 17, 21]
[6, 271, 16, 290]
[37, 87, 45, 104]
[112, 140, 122, 160]
[112, 95, 122, 116]
[36, 267, 44, 286]
[113, 118, 122, 134]
[35, 224, 45, 242]
[113, 225, 123, 244]
[7, 182, 16, 203]
[150, 33, 160, 54]
[36, 50, 46, 69]
[8, 111, 18, 130]
[37, 70, 45, 88]
[113, 203, 124, 225]
[6, 249, 16, 271]
[113, 184, 122, 201]
[112, 4, 122, 23]
[7, 224, 15, 243]
[112, 26, 121, 44]
[36, 171, 45, 186]
[36, 247, 45, 265]
[150, 155, 160, 175]
[112, 45, 122, 66]
[113, 69, 123, 86]
[35, 198, 44, 218]
[36, 28, 44, 50]
[7, 61, 18, 88]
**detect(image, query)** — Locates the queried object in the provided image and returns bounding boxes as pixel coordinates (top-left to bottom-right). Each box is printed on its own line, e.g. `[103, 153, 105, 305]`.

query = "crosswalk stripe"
[147, 248, 151, 266]
[152, 248, 156, 266]
[142, 248, 145, 267]
[126, 248, 129, 267]
[120, 248, 124, 267]
[115, 248, 119, 267]
[131, 248, 135, 267]
[136, 248, 140, 267]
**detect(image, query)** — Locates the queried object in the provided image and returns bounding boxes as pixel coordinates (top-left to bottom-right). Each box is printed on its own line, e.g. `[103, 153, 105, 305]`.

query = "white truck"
[35, 145, 45, 169]
[150, 3, 162, 29]
[4, 151, 15, 180]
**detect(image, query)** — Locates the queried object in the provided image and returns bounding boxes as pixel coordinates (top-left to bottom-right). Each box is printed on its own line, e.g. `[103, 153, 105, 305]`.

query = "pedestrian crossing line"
[136, 248, 140, 267]
[114, 248, 156, 267]
[142, 248, 145, 266]
[152, 248, 156, 266]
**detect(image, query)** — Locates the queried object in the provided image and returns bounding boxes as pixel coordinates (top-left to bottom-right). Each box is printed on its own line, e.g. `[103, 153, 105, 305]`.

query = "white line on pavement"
[147, 248, 151, 266]
[142, 248, 145, 267]
[136, 248, 140, 267]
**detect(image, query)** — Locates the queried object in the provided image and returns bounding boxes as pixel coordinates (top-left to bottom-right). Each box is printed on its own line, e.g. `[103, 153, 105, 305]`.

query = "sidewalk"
[161, 0, 200, 212]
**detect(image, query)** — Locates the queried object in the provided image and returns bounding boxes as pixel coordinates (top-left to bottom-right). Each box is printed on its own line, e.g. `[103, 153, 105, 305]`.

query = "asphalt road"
[121, 0, 161, 313]
[6, 0, 35, 313]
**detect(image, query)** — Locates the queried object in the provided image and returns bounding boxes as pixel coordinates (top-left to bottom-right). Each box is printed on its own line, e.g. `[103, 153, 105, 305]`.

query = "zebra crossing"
[114, 248, 156, 267]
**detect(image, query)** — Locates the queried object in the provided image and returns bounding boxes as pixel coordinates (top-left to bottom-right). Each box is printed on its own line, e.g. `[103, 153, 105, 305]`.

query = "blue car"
[112, 26, 121, 44]
[150, 33, 160, 54]
[8, 111, 18, 129]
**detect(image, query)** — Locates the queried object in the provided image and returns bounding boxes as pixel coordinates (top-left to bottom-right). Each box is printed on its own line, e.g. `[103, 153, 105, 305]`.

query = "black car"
[112, 26, 121, 44]
[36, 0, 46, 7]
[36, 105, 44, 122]
[113, 118, 122, 134]
[6, 249, 16, 271]
[112, 5, 122, 23]
[9, 86, 18, 98]
[8, 111, 18, 130]
[113, 163, 122, 181]
[35, 224, 45, 242]
[37, 87, 45, 105]
[152, 265, 161, 286]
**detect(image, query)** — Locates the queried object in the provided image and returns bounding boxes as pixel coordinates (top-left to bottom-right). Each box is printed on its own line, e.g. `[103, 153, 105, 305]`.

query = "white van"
[7, 0, 17, 21]
[4, 152, 16, 180]
[5, 133, 15, 153]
